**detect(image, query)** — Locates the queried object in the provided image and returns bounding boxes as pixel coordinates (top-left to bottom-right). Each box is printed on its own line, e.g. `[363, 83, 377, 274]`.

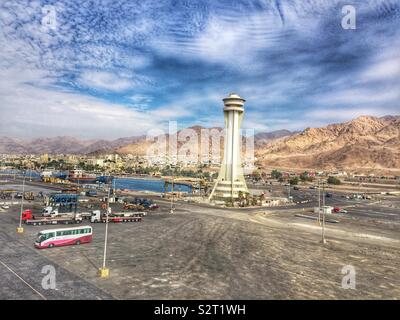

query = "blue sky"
[0, 0, 399, 139]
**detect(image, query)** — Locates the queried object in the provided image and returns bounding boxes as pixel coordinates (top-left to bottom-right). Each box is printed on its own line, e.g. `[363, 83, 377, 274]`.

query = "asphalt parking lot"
[0, 183, 399, 299]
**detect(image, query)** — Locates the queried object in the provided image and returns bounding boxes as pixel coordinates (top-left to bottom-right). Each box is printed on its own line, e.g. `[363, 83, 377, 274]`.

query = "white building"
[209, 93, 249, 202]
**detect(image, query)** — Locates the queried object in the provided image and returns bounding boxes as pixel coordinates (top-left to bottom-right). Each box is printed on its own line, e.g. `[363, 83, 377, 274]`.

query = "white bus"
[35, 225, 93, 249]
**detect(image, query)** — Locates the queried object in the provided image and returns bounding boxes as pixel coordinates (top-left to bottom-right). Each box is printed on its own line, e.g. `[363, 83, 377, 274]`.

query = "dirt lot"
[0, 188, 399, 300]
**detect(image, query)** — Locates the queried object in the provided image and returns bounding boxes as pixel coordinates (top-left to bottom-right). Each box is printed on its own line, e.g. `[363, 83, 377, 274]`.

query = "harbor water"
[113, 178, 192, 193]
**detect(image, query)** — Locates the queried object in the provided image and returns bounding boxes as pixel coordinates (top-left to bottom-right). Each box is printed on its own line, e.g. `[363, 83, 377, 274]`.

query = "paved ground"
[0, 181, 399, 299]
[0, 230, 112, 299]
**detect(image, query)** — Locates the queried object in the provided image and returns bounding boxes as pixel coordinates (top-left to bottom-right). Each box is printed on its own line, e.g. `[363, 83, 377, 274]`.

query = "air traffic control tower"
[209, 93, 249, 203]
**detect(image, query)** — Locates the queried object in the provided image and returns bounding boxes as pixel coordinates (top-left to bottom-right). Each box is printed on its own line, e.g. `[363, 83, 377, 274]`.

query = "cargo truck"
[86, 190, 97, 197]
[112, 211, 146, 217]
[42, 206, 78, 217]
[90, 210, 142, 223]
[21, 209, 83, 226]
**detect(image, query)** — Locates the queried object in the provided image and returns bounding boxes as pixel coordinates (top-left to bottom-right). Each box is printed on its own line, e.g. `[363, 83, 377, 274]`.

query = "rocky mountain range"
[115, 126, 296, 155]
[0, 135, 144, 155]
[0, 127, 294, 156]
[255, 115, 400, 172]
[1, 115, 399, 172]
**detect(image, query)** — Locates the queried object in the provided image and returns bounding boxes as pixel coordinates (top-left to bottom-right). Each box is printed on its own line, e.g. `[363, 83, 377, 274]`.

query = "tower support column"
[209, 93, 249, 204]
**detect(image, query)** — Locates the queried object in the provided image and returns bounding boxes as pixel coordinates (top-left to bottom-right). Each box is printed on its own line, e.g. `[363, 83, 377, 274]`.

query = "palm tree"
[259, 193, 265, 205]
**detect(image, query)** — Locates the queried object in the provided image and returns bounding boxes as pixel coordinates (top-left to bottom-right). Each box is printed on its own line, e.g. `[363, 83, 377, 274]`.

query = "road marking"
[290, 223, 400, 243]
[0, 259, 47, 300]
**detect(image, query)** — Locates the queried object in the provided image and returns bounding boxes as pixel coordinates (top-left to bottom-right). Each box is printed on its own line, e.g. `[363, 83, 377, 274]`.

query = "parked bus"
[34, 225, 92, 249]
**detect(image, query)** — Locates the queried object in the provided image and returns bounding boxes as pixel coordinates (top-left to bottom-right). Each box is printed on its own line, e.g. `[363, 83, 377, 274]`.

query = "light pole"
[170, 177, 174, 213]
[321, 180, 327, 244]
[99, 186, 111, 278]
[321, 206, 327, 244]
[17, 171, 26, 233]
[317, 179, 321, 225]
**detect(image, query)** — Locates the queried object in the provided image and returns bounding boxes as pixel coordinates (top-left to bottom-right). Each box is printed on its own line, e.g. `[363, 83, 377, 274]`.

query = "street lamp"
[317, 179, 321, 225]
[17, 171, 26, 233]
[99, 186, 111, 278]
[170, 177, 174, 213]
[321, 180, 327, 244]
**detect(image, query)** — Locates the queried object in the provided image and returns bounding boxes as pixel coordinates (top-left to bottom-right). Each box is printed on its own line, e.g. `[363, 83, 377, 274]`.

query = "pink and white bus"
[35, 225, 93, 249]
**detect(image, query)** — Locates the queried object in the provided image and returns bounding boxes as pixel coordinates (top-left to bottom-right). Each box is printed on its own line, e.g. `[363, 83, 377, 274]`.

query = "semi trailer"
[21, 209, 83, 226]
[90, 210, 142, 223]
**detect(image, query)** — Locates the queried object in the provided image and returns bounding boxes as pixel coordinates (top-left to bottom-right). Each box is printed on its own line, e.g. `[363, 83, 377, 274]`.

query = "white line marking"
[0, 260, 47, 300]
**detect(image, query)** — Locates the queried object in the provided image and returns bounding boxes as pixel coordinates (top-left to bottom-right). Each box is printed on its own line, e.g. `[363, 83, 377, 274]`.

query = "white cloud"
[152, 11, 286, 71]
[361, 46, 400, 82]
[304, 106, 398, 123]
[363, 59, 400, 81]
[0, 67, 161, 139]
[314, 87, 400, 106]
[1, 0, 399, 140]
[78, 71, 135, 92]
[150, 105, 195, 120]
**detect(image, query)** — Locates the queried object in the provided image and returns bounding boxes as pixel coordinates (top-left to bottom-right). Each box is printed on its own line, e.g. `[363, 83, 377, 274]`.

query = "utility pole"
[170, 177, 174, 213]
[321, 206, 327, 244]
[99, 186, 111, 278]
[17, 172, 26, 233]
[317, 178, 321, 225]
[113, 178, 116, 201]
[321, 180, 327, 244]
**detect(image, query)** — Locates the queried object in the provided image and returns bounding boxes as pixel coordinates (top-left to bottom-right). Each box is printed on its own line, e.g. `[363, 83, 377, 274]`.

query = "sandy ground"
[0, 182, 399, 299]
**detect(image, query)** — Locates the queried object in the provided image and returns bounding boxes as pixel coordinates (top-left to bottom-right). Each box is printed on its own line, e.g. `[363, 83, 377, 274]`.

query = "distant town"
[2, 152, 399, 183]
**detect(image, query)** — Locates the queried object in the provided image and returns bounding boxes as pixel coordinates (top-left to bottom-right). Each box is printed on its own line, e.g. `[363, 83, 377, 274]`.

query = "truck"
[14, 192, 23, 199]
[333, 207, 348, 214]
[42, 206, 60, 217]
[42, 206, 77, 217]
[90, 210, 142, 223]
[43, 206, 93, 219]
[42, 206, 81, 218]
[313, 206, 334, 214]
[86, 190, 97, 197]
[130, 198, 159, 210]
[21, 209, 83, 226]
[112, 211, 147, 217]
[77, 211, 94, 219]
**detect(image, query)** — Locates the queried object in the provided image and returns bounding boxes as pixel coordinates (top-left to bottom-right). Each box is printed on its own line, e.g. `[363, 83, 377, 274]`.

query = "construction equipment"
[123, 202, 144, 211]
[24, 192, 35, 201]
